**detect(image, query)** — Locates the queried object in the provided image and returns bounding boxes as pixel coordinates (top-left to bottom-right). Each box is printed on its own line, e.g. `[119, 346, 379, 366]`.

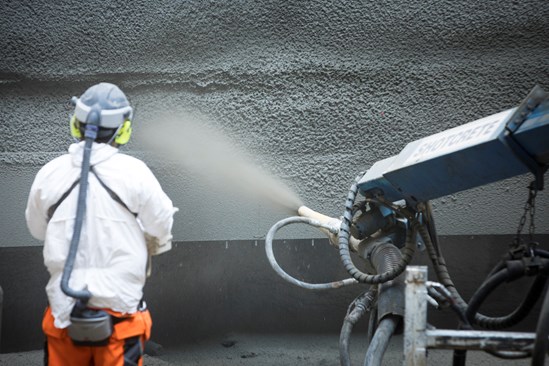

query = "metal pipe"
[426, 329, 536, 351]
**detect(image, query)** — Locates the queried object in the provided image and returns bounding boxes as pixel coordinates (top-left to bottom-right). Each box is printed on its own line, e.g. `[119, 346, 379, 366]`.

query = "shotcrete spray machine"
[265, 86, 549, 365]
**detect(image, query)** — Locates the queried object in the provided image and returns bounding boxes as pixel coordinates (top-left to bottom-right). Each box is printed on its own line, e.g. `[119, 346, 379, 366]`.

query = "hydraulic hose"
[362, 315, 400, 366]
[482, 275, 547, 330]
[60, 123, 98, 303]
[422, 205, 537, 365]
[464, 269, 515, 326]
[367, 307, 378, 346]
[339, 288, 377, 366]
[420, 207, 546, 330]
[265, 216, 358, 290]
[338, 174, 416, 284]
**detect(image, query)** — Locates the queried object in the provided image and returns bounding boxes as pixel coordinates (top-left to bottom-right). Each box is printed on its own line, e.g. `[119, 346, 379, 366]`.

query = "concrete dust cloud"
[140, 112, 303, 214]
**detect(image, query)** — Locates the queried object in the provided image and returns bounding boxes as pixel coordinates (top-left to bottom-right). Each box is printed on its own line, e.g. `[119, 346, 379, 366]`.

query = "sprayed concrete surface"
[1, 0, 549, 246]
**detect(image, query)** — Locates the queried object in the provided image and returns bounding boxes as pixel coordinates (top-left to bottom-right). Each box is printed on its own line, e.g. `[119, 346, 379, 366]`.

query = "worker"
[25, 82, 177, 365]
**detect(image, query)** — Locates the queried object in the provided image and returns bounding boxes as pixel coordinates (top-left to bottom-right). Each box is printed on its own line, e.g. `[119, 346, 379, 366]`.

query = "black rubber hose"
[419, 220, 543, 330]
[339, 288, 377, 366]
[481, 275, 547, 330]
[362, 315, 400, 366]
[535, 249, 549, 258]
[465, 269, 512, 326]
[60, 124, 97, 302]
[532, 283, 549, 366]
[338, 174, 416, 284]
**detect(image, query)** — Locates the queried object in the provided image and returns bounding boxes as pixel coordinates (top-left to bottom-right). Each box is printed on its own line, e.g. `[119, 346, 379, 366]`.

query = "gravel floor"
[0, 333, 535, 366]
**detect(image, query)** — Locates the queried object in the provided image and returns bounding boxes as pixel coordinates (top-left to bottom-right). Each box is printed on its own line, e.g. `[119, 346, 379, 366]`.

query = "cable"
[265, 216, 359, 290]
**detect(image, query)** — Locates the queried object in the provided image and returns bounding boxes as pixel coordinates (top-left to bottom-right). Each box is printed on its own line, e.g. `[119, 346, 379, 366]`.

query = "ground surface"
[0, 333, 534, 365]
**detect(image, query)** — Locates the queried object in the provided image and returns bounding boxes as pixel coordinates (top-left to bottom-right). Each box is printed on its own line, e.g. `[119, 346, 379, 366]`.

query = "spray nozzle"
[297, 205, 362, 251]
[297, 205, 341, 246]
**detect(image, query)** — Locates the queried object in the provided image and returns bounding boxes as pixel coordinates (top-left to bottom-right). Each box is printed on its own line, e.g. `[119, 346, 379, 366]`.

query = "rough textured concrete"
[1, 0, 549, 246]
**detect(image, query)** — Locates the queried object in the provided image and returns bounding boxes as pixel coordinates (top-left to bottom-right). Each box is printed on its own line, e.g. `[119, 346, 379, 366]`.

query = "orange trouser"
[42, 306, 152, 366]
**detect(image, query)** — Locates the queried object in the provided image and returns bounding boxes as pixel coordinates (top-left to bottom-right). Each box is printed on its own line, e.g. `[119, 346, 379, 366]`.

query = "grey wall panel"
[1, 235, 546, 352]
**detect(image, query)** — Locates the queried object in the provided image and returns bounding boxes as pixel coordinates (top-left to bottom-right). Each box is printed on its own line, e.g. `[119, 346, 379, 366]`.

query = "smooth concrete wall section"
[1, 235, 547, 353]
[1, 1, 549, 247]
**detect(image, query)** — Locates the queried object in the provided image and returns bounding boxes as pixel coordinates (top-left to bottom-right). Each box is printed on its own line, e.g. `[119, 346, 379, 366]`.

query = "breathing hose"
[265, 216, 359, 290]
[338, 174, 417, 284]
[60, 121, 98, 303]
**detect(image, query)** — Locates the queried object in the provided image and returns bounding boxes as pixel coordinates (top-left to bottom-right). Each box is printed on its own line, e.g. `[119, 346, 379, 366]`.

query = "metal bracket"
[403, 266, 538, 365]
[499, 85, 548, 190]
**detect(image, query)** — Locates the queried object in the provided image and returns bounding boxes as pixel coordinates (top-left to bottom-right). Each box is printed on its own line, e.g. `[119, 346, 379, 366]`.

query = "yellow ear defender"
[70, 115, 82, 139]
[69, 115, 132, 145]
[114, 120, 132, 145]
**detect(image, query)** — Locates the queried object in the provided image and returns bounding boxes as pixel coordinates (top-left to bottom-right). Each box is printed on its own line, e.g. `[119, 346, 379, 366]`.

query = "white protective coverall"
[26, 141, 177, 328]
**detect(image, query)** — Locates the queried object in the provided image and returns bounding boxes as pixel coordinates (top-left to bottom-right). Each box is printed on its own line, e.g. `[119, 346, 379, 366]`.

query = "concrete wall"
[1, 0, 549, 352]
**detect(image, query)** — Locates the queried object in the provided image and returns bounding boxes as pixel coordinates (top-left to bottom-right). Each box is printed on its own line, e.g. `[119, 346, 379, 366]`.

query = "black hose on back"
[60, 121, 98, 303]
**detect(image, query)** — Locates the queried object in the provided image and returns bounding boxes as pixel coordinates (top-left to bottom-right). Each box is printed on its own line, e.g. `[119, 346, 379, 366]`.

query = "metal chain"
[512, 183, 538, 248]
[528, 186, 537, 240]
